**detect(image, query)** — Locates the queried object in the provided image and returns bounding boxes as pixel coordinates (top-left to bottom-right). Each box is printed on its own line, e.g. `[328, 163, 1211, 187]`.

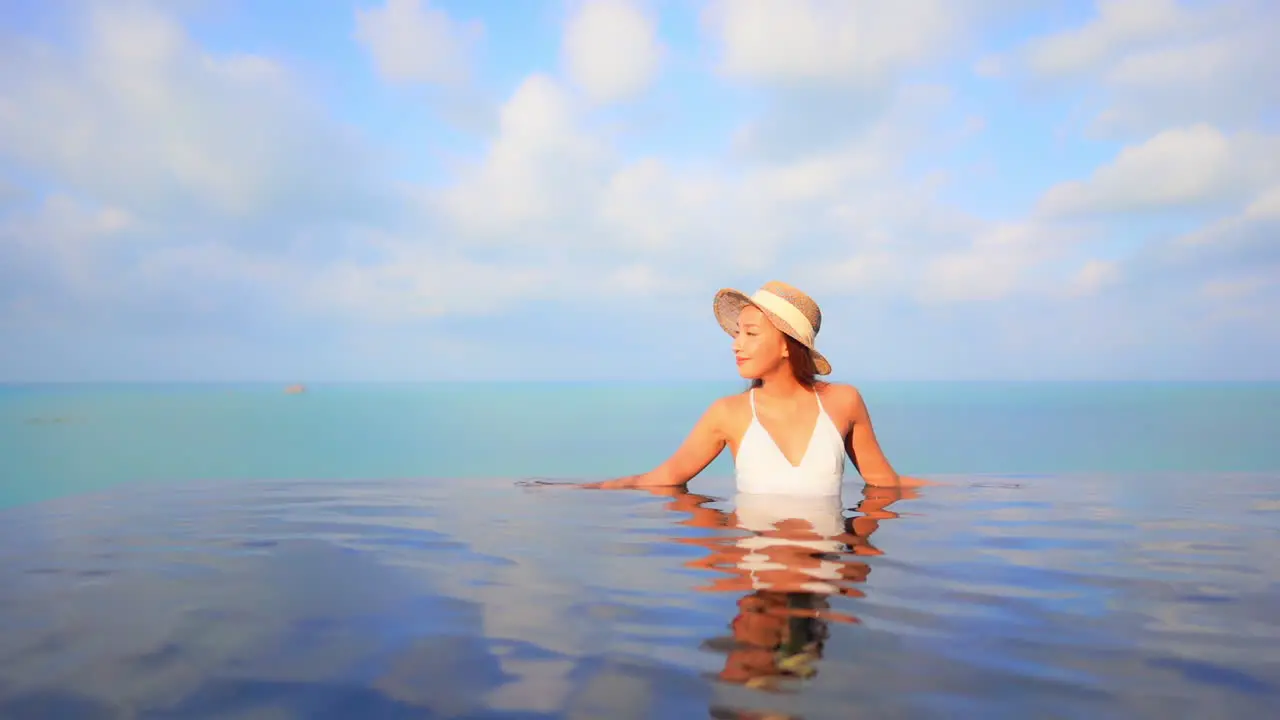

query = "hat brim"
[713, 288, 832, 376]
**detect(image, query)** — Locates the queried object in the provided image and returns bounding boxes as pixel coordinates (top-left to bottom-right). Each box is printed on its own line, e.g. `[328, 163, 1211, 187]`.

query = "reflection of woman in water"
[649, 484, 917, 691]
[555, 281, 932, 692]
[579, 281, 929, 492]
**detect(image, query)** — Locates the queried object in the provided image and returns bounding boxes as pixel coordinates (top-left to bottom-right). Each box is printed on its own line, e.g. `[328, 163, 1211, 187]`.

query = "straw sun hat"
[713, 281, 832, 376]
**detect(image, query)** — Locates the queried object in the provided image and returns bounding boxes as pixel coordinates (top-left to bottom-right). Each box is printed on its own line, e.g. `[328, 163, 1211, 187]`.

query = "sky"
[0, 0, 1277, 382]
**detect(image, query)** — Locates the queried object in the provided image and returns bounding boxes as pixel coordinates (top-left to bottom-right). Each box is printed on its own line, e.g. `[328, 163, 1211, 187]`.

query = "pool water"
[2, 471, 1277, 719]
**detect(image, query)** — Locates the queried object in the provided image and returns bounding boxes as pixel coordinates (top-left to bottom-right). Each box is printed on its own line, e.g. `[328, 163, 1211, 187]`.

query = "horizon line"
[3, 378, 1279, 385]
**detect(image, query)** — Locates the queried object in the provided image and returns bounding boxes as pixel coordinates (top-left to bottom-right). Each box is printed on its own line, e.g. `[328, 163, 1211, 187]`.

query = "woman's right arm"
[582, 399, 729, 489]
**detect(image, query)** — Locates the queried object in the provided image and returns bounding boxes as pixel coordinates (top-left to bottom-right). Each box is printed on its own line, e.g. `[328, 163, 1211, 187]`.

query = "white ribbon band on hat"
[750, 289, 815, 345]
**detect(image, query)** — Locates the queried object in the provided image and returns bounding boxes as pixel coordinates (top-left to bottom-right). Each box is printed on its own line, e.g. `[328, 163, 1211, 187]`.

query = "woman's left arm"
[841, 384, 933, 487]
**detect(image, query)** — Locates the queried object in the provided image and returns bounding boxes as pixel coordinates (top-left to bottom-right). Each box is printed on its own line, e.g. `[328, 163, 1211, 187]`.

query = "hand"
[898, 475, 944, 487]
[581, 478, 639, 489]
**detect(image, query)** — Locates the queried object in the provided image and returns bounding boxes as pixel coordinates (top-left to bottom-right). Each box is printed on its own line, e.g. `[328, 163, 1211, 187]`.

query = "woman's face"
[732, 305, 788, 379]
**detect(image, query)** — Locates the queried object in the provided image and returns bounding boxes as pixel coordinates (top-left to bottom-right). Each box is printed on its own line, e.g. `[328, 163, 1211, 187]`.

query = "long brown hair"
[749, 334, 820, 390]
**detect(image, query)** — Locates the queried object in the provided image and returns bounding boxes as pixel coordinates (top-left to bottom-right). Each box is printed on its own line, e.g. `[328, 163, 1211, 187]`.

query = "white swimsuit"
[732, 389, 849, 592]
[734, 388, 845, 496]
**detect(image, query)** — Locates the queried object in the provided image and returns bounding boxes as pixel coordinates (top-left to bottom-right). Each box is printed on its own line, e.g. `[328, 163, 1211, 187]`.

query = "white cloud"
[0, 195, 134, 314]
[595, 158, 720, 253]
[1171, 184, 1280, 263]
[1024, 0, 1185, 77]
[998, 0, 1280, 136]
[918, 222, 1068, 304]
[306, 248, 560, 321]
[1037, 125, 1280, 217]
[1090, 182, 1280, 340]
[561, 0, 663, 104]
[311, 61, 989, 330]
[0, 3, 382, 226]
[432, 74, 612, 242]
[1241, 186, 1280, 221]
[1201, 275, 1269, 301]
[701, 0, 971, 86]
[800, 251, 902, 298]
[1068, 259, 1121, 297]
[2, 0, 1276, 380]
[0, 192, 293, 345]
[354, 0, 482, 86]
[425, 73, 975, 295]
[423, 59, 1042, 317]
[1169, 185, 1280, 262]
[296, 237, 699, 328]
[0, 1, 399, 339]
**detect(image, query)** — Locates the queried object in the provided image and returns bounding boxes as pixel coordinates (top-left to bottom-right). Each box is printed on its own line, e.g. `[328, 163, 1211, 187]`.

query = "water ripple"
[0, 474, 1277, 718]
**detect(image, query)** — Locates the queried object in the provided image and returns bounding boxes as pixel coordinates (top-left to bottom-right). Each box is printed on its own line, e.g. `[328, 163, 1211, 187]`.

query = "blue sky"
[1, 0, 1277, 382]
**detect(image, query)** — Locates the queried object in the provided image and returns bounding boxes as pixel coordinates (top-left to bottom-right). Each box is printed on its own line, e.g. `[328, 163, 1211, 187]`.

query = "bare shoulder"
[692, 393, 742, 429]
[817, 381, 863, 405]
[817, 381, 869, 419]
[707, 392, 750, 422]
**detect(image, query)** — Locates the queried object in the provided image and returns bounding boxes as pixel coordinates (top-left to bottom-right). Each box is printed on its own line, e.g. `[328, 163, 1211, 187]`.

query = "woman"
[583, 280, 928, 492]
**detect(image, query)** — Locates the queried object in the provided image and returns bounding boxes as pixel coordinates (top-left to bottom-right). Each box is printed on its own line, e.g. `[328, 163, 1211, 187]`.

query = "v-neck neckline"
[750, 389, 821, 469]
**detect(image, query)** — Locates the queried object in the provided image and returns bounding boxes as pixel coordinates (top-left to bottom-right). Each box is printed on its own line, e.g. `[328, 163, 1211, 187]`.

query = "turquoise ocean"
[2, 381, 1278, 718]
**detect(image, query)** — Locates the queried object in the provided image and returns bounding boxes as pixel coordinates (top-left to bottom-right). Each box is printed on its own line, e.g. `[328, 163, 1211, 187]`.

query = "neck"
[754, 370, 808, 398]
